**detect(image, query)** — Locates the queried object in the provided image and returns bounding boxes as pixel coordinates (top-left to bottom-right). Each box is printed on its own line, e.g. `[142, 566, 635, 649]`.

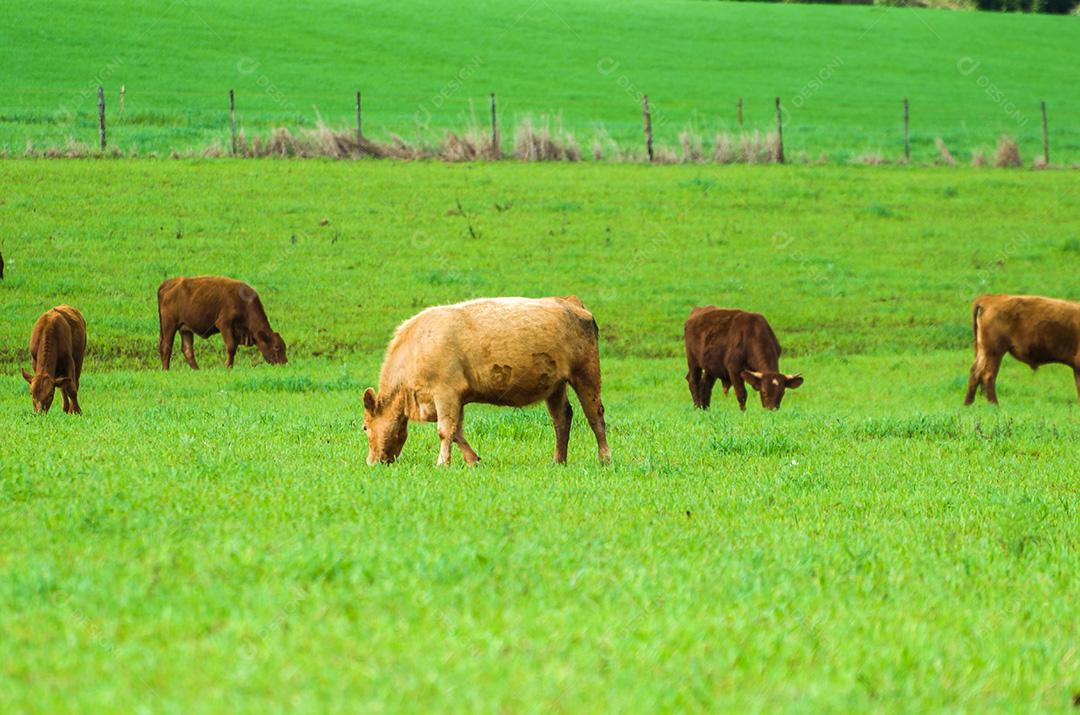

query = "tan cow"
[21, 305, 86, 414]
[157, 276, 287, 370]
[965, 293, 1080, 405]
[362, 296, 611, 466]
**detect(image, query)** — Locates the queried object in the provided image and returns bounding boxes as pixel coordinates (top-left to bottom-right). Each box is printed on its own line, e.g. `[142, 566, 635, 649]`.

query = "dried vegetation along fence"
[6, 87, 1066, 169]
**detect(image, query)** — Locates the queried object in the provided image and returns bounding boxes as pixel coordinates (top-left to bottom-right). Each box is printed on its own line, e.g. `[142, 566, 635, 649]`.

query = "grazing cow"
[21, 305, 86, 414]
[684, 306, 803, 411]
[157, 276, 287, 370]
[965, 293, 1080, 405]
[362, 296, 611, 466]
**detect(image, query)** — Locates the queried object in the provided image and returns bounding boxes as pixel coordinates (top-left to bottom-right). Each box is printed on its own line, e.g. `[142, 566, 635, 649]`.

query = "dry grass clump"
[739, 131, 783, 164]
[852, 153, 887, 166]
[993, 135, 1021, 168]
[765, 132, 783, 163]
[707, 132, 785, 164]
[679, 131, 704, 163]
[934, 137, 956, 166]
[590, 127, 622, 162]
[712, 134, 734, 164]
[512, 117, 580, 161]
[439, 127, 497, 161]
[650, 146, 681, 164]
[22, 137, 123, 158]
[45, 138, 95, 158]
[741, 132, 768, 163]
[971, 148, 987, 167]
[216, 123, 419, 159]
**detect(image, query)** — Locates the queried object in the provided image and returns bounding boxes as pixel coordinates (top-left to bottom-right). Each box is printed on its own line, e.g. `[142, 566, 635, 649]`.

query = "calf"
[157, 276, 287, 370]
[21, 305, 86, 414]
[965, 293, 1080, 405]
[363, 296, 610, 466]
[684, 306, 803, 411]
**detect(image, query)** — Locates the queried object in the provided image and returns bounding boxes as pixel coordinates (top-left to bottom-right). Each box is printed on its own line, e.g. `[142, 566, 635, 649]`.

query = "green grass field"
[2, 0, 1079, 162]
[2, 160, 1080, 711]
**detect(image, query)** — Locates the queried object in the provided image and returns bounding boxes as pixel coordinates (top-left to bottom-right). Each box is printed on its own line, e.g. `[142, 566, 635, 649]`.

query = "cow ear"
[54, 376, 73, 389]
[785, 373, 804, 389]
[21, 368, 33, 384]
[363, 388, 377, 413]
[740, 370, 763, 390]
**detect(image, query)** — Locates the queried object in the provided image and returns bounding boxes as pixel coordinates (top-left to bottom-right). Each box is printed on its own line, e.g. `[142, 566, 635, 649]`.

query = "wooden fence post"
[229, 89, 237, 156]
[1040, 100, 1049, 165]
[774, 97, 784, 164]
[356, 90, 362, 141]
[490, 92, 500, 159]
[737, 97, 743, 129]
[642, 94, 654, 163]
[903, 98, 910, 163]
[97, 86, 106, 151]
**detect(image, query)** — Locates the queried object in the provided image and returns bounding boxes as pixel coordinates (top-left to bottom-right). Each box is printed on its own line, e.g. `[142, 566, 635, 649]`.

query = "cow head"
[362, 387, 408, 465]
[740, 370, 803, 410]
[21, 369, 71, 414]
[255, 330, 288, 365]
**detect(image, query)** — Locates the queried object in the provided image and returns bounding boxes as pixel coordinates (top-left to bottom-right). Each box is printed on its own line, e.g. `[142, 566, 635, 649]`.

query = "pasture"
[2, 0, 1080, 162]
[2, 160, 1080, 710]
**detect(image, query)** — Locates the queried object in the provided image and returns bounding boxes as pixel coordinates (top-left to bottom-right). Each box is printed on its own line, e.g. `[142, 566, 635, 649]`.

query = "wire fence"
[2, 84, 1077, 166]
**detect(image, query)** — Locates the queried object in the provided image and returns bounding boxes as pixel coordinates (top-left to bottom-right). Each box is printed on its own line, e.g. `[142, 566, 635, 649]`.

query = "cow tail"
[157, 282, 169, 338]
[971, 301, 983, 355]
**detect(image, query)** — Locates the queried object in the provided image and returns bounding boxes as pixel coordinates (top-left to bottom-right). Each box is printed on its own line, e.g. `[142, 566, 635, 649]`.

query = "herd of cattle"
[18, 276, 1080, 464]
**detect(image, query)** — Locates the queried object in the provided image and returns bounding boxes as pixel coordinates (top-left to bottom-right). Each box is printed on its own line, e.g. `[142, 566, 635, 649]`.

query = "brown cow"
[362, 296, 611, 466]
[965, 293, 1080, 405]
[157, 276, 287, 370]
[21, 305, 86, 414]
[684, 306, 803, 411]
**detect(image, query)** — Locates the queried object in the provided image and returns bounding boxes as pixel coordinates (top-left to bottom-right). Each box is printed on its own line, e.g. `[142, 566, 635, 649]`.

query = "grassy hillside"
[2, 161, 1080, 710]
[1, 0, 1078, 162]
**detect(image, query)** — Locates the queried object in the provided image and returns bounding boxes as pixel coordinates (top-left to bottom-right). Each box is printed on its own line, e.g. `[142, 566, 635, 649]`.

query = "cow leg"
[180, 330, 199, 370]
[730, 368, 749, 411]
[434, 396, 461, 467]
[570, 372, 611, 464]
[64, 355, 82, 414]
[159, 319, 178, 371]
[219, 323, 238, 368]
[686, 363, 703, 407]
[964, 359, 981, 406]
[545, 382, 573, 464]
[1074, 367, 1080, 404]
[981, 353, 1003, 405]
[720, 373, 732, 396]
[965, 343, 994, 405]
[66, 385, 81, 415]
[699, 372, 717, 410]
[453, 413, 481, 466]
